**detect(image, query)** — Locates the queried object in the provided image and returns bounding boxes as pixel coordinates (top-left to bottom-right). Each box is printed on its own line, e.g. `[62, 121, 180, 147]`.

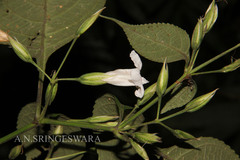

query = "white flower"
[103, 50, 149, 98]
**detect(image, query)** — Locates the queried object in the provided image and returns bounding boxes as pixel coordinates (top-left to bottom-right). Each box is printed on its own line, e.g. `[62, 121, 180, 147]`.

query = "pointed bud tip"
[76, 7, 105, 36]
[157, 59, 169, 96]
[53, 125, 63, 135]
[0, 30, 9, 42]
[8, 37, 33, 63]
[203, 0, 218, 33]
[191, 18, 203, 50]
[185, 88, 218, 112]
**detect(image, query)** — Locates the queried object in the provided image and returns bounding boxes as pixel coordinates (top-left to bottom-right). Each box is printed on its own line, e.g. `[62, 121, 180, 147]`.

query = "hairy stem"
[40, 118, 114, 132]
[0, 123, 36, 144]
[119, 73, 187, 129]
[190, 43, 240, 74]
[119, 97, 158, 129]
[156, 97, 162, 120]
[53, 38, 78, 80]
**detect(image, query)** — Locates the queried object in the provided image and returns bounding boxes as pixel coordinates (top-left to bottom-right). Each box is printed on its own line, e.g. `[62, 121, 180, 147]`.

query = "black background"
[0, 0, 240, 159]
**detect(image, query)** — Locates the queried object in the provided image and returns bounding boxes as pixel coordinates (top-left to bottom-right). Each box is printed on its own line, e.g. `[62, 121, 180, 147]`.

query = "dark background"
[0, 0, 240, 159]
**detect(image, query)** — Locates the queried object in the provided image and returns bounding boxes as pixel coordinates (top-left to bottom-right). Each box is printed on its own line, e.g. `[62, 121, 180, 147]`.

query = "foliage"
[0, 0, 240, 159]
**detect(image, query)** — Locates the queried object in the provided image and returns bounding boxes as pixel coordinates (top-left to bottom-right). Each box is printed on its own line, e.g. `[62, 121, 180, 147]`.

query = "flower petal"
[130, 50, 142, 70]
[104, 69, 135, 86]
[130, 68, 142, 85]
[135, 85, 145, 98]
[142, 77, 149, 84]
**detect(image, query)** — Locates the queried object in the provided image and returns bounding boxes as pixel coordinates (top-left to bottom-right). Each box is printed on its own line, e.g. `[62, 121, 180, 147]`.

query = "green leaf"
[93, 94, 147, 160]
[101, 16, 190, 63]
[92, 94, 132, 122]
[161, 80, 197, 114]
[93, 94, 121, 117]
[47, 151, 86, 160]
[16, 103, 41, 160]
[0, 0, 106, 66]
[49, 114, 83, 135]
[49, 114, 86, 160]
[51, 141, 85, 160]
[96, 138, 135, 160]
[159, 137, 240, 160]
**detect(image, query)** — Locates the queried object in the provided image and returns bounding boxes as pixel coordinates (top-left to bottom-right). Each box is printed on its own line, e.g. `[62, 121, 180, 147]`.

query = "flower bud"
[221, 59, 240, 73]
[76, 7, 105, 36]
[203, 0, 218, 33]
[185, 89, 218, 112]
[53, 125, 63, 135]
[137, 83, 156, 106]
[86, 116, 119, 123]
[130, 138, 149, 160]
[45, 82, 58, 105]
[133, 132, 161, 144]
[78, 72, 110, 85]
[8, 37, 33, 63]
[97, 121, 118, 127]
[191, 18, 203, 50]
[0, 30, 9, 42]
[157, 59, 168, 96]
[173, 129, 195, 140]
[8, 145, 22, 160]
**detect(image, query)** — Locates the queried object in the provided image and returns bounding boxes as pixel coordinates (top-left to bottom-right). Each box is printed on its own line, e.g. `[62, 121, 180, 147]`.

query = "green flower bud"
[97, 121, 118, 127]
[221, 59, 240, 73]
[130, 138, 149, 160]
[133, 132, 161, 144]
[137, 83, 156, 106]
[8, 145, 22, 160]
[185, 89, 218, 112]
[0, 29, 9, 42]
[191, 18, 203, 50]
[157, 59, 168, 96]
[53, 125, 63, 135]
[78, 72, 110, 85]
[8, 37, 33, 63]
[173, 129, 195, 140]
[86, 116, 119, 123]
[45, 82, 58, 105]
[76, 7, 105, 36]
[203, 0, 218, 33]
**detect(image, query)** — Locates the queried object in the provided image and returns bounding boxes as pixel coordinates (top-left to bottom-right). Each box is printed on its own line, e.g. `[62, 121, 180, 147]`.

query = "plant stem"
[122, 120, 157, 131]
[56, 78, 78, 82]
[158, 109, 186, 122]
[119, 44, 240, 131]
[53, 38, 78, 80]
[122, 104, 139, 122]
[119, 73, 188, 129]
[0, 123, 36, 144]
[190, 43, 240, 74]
[39, 83, 54, 120]
[156, 97, 162, 120]
[157, 121, 175, 132]
[40, 118, 114, 132]
[35, 61, 46, 120]
[31, 61, 51, 81]
[46, 144, 55, 159]
[187, 49, 199, 72]
[191, 70, 222, 76]
[119, 97, 158, 129]
[35, 77, 44, 120]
